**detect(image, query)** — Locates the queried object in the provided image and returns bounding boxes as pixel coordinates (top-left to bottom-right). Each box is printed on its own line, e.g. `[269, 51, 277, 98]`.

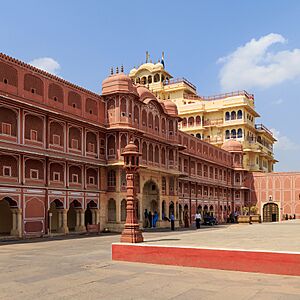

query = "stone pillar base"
[121, 225, 143, 243]
[57, 227, 69, 234]
[75, 226, 86, 232]
[10, 229, 20, 237]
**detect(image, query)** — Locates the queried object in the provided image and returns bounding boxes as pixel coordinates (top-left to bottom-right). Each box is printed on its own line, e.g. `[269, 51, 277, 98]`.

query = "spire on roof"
[161, 51, 165, 68]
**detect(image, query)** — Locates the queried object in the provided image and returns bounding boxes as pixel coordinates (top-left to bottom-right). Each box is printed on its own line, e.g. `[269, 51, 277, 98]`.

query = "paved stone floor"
[142, 219, 300, 252]
[0, 221, 299, 300]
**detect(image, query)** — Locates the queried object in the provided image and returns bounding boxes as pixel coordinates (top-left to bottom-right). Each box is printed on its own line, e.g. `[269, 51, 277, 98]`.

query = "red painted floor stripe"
[112, 244, 300, 276]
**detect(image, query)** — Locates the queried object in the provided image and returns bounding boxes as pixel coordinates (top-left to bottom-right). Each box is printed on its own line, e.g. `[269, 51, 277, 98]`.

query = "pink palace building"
[0, 53, 299, 238]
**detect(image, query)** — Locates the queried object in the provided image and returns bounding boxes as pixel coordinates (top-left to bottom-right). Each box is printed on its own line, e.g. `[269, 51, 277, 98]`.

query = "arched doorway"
[0, 197, 16, 235]
[108, 198, 116, 222]
[68, 200, 81, 231]
[184, 204, 189, 227]
[142, 180, 159, 216]
[49, 199, 64, 233]
[203, 205, 208, 216]
[179, 204, 183, 225]
[121, 199, 126, 222]
[209, 205, 214, 217]
[263, 203, 279, 222]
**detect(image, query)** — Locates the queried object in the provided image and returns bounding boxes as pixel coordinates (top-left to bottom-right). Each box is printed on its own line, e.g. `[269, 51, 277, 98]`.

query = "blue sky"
[1, 0, 300, 171]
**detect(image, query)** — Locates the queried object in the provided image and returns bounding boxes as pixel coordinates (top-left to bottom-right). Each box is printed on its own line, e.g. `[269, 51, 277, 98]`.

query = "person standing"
[144, 209, 149, 228]
[153, 211, 158, 228]
[148, 211, 153, 228]
[170, 212, 175, 231]
[195, 211, 202, 229]
[184, 211, 189, 228]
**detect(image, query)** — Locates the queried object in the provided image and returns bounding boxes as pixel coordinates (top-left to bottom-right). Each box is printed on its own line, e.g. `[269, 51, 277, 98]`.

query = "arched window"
[231, 111, 236, 120]
[136, 77, 140, 84]
[231, 129, 236, 139]
[169, 120, 174, 135]
[169, 149, 174, 163]
[237, 110, 243, 119]
[148, 112, 153, 129]
[196, 116, 201, 125]
[235, 173, 241, 183]
[161, 147, 166, 165]
[142, 142, 147, 161]
[120, 134, 127, 153]
[161, 118, 166, 134]
[225, 112, 230, 121]
[154, 115, 159, 132]
[155, 145, 159, 163]
[121, 199, 126, 222]
[182, 118, 187, 128]
[141, 77, 146, 85]
[107, 170, 116, 189]
[148, 75, 152, 84]
[196, 133, 201, 139]
[108, 198, 116, 222]
[237, 128, 243, 138]
[154, 74, 160, 82]
[134, 105, 139, 124]
[188, 117, 194, 127]
[148, 144, 153, 162]
[142, 109, 147, 127]
[120, 98, 127, 117]
[225, 130, 230, 139]
[107, 135, 116, 157]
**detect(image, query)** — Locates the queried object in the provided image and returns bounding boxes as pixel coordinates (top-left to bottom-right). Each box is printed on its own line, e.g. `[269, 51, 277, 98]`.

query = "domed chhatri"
[122, 140, 139, 156]
[102, 71, 138, 95]
[162, 100, 178, 117]
[221, 140, 243, 152]
[136, 85, 156, 102]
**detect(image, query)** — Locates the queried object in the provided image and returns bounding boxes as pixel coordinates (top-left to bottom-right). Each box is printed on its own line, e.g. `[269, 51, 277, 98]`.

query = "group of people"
[144, 209, 175, 230]
[144, 209, 158, 228]
[227, 211, 239, 223]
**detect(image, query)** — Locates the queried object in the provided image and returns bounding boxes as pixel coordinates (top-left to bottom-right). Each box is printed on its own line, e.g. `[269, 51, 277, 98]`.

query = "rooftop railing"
[164, 78, 197, 91]
[255, 124, 273, 136]
[183, 90, 254, 101]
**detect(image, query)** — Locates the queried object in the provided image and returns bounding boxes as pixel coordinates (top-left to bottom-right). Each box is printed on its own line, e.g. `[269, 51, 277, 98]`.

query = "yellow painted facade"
[129, 55, 277, 173]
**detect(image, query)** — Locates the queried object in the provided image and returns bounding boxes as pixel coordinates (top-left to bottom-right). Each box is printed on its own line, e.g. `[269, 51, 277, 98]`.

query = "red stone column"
[120, 173, 143, 243]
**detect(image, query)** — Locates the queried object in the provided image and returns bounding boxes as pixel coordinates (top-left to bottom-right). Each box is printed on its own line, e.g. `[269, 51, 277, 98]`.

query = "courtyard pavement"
[0, 221, 299, 299]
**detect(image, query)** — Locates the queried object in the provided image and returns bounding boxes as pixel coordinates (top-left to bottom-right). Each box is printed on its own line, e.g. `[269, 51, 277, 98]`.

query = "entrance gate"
[263, 203, 279, 222]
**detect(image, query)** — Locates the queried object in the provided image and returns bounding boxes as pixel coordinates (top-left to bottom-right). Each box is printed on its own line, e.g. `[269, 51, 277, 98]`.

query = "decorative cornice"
[0, 52, 102, 99]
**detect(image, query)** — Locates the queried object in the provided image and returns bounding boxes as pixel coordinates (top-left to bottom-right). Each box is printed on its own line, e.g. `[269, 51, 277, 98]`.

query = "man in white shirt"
[195, 211, 202, 229]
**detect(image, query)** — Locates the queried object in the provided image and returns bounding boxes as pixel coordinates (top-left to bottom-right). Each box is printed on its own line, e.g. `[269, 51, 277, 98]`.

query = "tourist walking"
[170, 212, 175, 231]
[195, 211, 202, 229]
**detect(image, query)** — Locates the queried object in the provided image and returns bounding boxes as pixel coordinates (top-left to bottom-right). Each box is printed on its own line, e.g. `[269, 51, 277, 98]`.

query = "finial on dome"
[146, 51, 149, 63]
[121, 65, 124, 73]
[116, 67, 119, 74]
[110, 67, 113, 75]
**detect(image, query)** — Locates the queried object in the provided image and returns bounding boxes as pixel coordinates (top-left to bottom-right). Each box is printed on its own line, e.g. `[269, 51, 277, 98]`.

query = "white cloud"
[218, 33, 300, 91]
[273, 98, 283, 105]
[270, 128, 300, 151]
[29, 57, 61, 75]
